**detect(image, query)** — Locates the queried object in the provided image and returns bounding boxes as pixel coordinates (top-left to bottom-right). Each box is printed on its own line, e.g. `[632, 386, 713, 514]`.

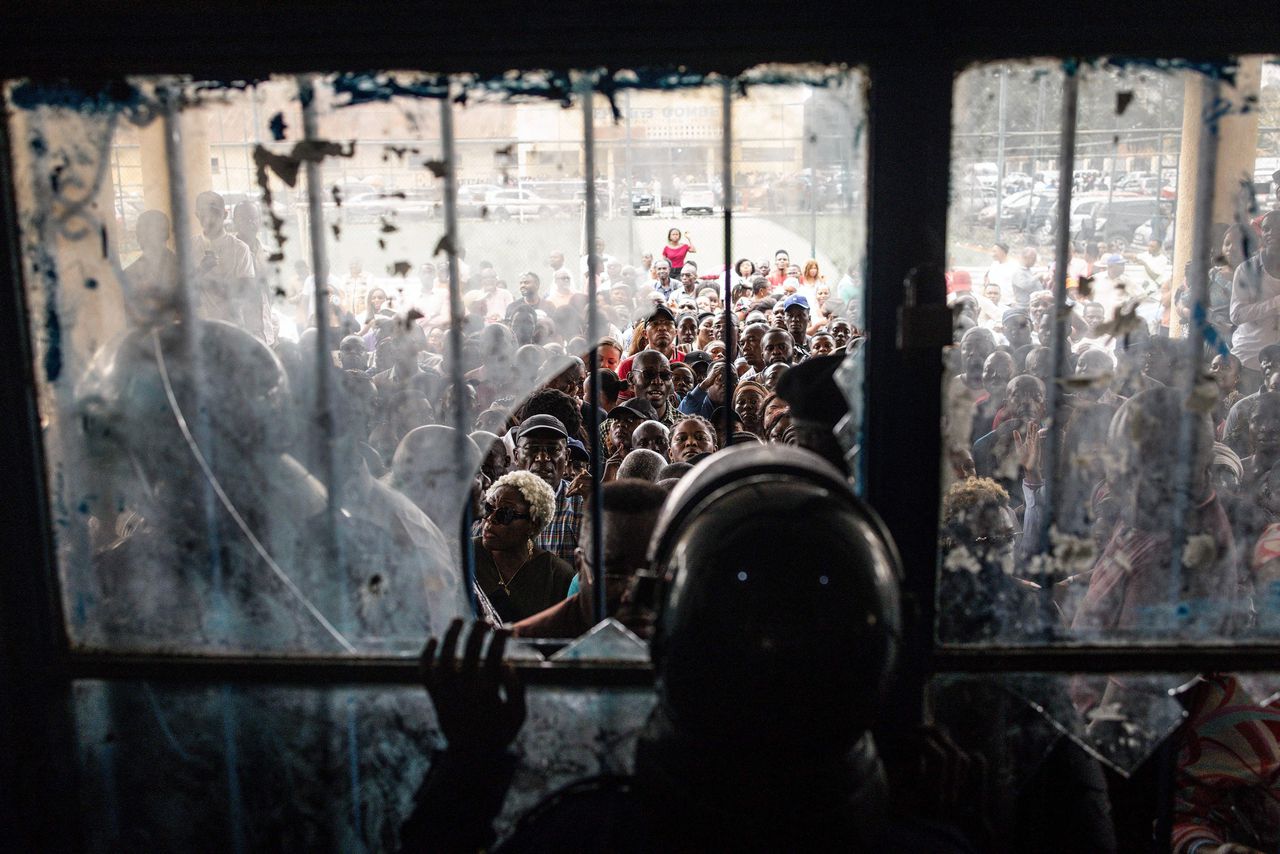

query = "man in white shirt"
[983, 242, 1016, 304]
[1135, 239, 1173, 332]
[420, 263, 454, 328]
[193, 191, 255, 327]
[342, 258, 373, 316]
[1090, 254, 1133, 317]
[1072, 301, 1114, 354]
[548, 249, 567, 278]
[1230, 210, 1280, 391]
[477, 266, 512, 322]
[580, 237, 615, 285]
[231, 200, 274, 344]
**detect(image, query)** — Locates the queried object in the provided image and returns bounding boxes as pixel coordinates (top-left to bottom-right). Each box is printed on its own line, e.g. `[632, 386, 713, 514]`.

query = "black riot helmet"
[646, 444, 901, 754]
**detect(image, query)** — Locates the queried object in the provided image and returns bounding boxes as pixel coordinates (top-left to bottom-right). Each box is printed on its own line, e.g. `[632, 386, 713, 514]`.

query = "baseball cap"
[517, 414, 568, 439]
[683, 350, 712, 370]
[566, 437, 590, 463]
[1104, 253, 1125, 266]
[646, 304, 677, 324]
[606, 398, 658, 422]
[781, 294, 811, 312]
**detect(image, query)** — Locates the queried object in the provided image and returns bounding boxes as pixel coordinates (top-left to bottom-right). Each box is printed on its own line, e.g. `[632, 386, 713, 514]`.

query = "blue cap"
[1104, 253, 1125, 266]
[566, 437, 590, 462]
[781, 294, 810, 312]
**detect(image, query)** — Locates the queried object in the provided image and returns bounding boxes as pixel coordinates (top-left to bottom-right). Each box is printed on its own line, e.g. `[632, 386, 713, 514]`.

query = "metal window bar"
[298, 76, 351, 636]
[582, 79, 607, 623]
[1035, 63, 1079, 588]
[439, 89, 479, 614]
[61, 641, 1280, 684]
[161, 83, 230, 633]
[721, 78, 736, 447]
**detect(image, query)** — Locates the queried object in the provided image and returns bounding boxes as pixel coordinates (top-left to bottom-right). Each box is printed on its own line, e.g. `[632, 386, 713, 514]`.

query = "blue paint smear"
[268, 112, 287, 141]
[8, 78, 146, 112]
[328, 66, 849, 124]
[1098, 56, 1235, 85]
[44, 297, 62, 382]
[331, 72, 449, 106]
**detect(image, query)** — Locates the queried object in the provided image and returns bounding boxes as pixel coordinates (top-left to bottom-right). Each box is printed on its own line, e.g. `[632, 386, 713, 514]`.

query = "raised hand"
[702, 362, 727, 404]
[1013, 422, 1043, 482]
[565, 468, 594, 498]
[420, 619, 526, 753]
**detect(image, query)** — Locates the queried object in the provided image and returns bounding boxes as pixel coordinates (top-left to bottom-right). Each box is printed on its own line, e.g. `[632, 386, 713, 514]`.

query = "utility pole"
[994, 68, 1008, 244]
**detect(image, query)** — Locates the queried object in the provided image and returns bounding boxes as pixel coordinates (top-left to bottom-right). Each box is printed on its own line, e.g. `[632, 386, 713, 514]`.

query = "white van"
[963, 162, 999, 189]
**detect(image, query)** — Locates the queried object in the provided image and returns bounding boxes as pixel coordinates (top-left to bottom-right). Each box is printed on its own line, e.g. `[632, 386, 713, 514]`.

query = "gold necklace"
[496, 542, 534, 593]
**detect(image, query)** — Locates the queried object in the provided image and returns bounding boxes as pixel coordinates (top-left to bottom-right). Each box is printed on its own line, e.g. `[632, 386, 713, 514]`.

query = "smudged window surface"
[6, 68, 866, 657]
[72, 679, 654, 851]
[939, 58, 1280, 648]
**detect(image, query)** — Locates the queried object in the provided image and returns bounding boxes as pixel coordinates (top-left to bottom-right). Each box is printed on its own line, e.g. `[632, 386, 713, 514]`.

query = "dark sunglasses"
[638, 370, 673, 383]
[482, 503, 532, 525]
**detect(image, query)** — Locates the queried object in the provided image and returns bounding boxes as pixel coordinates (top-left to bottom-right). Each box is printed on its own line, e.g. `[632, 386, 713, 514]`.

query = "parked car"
[963, 162, 1000, 189]
[456, 183, 504, 218]
[680, 183, 716, 216]
[630, 189, 656, 215]
[1002, 172, 1034, 192]
[977, 189, 1057, 230]
[343, 188, 442, 223]
[1132, 214, 1176, 249]
[1068, 193, 1167, 243]
[483, 188, 580, 219]
[1116, 173, 1175, 199]
[955, 185, 998, 220]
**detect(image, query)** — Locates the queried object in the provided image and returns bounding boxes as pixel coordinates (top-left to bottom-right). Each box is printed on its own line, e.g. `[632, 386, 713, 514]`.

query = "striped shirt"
[536, 480, 582, 564]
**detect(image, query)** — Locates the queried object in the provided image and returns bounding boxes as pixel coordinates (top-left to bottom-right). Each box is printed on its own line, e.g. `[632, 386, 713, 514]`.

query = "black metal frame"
[5, 3, 1280, 847]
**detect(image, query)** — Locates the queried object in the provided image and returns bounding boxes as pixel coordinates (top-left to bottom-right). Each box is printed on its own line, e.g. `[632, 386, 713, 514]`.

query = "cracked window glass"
[6, 67, 866, 658]
[941, 58, 1280, 649]
[927, 671, 1280, 849]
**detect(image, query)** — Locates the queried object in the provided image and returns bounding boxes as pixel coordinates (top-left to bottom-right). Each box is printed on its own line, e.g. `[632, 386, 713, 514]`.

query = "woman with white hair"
[473, 470, 576, 622]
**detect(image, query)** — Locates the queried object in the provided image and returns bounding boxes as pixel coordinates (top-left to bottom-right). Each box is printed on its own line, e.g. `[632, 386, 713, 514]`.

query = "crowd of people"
[107, 198, 864, 641]
[84, 183, 1280, 850]
[935, 210, 1280, 852]
[940, 211, 1280, 645]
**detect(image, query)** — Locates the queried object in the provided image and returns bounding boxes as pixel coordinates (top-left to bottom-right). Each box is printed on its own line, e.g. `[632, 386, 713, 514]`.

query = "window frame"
[5, 6, 1280, 845]
[11, 68, 1280, 668]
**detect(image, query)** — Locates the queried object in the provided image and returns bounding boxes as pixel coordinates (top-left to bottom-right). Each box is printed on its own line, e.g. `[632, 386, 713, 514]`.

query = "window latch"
[897, 266, 951, 351]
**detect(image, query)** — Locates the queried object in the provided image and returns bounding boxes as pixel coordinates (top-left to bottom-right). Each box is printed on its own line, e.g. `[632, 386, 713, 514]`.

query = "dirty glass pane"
[940, 58, 1280, 647]
[7, 67, 867, 657]
[731, 68, 866, 473]
[928, 671, 1280, 851]
[72, 678, 655, 851]
[7, 77, 467, 655]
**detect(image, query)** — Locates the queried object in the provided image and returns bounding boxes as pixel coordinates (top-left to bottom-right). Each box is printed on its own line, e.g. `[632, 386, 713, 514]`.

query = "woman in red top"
[661, 227, 696, 277]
